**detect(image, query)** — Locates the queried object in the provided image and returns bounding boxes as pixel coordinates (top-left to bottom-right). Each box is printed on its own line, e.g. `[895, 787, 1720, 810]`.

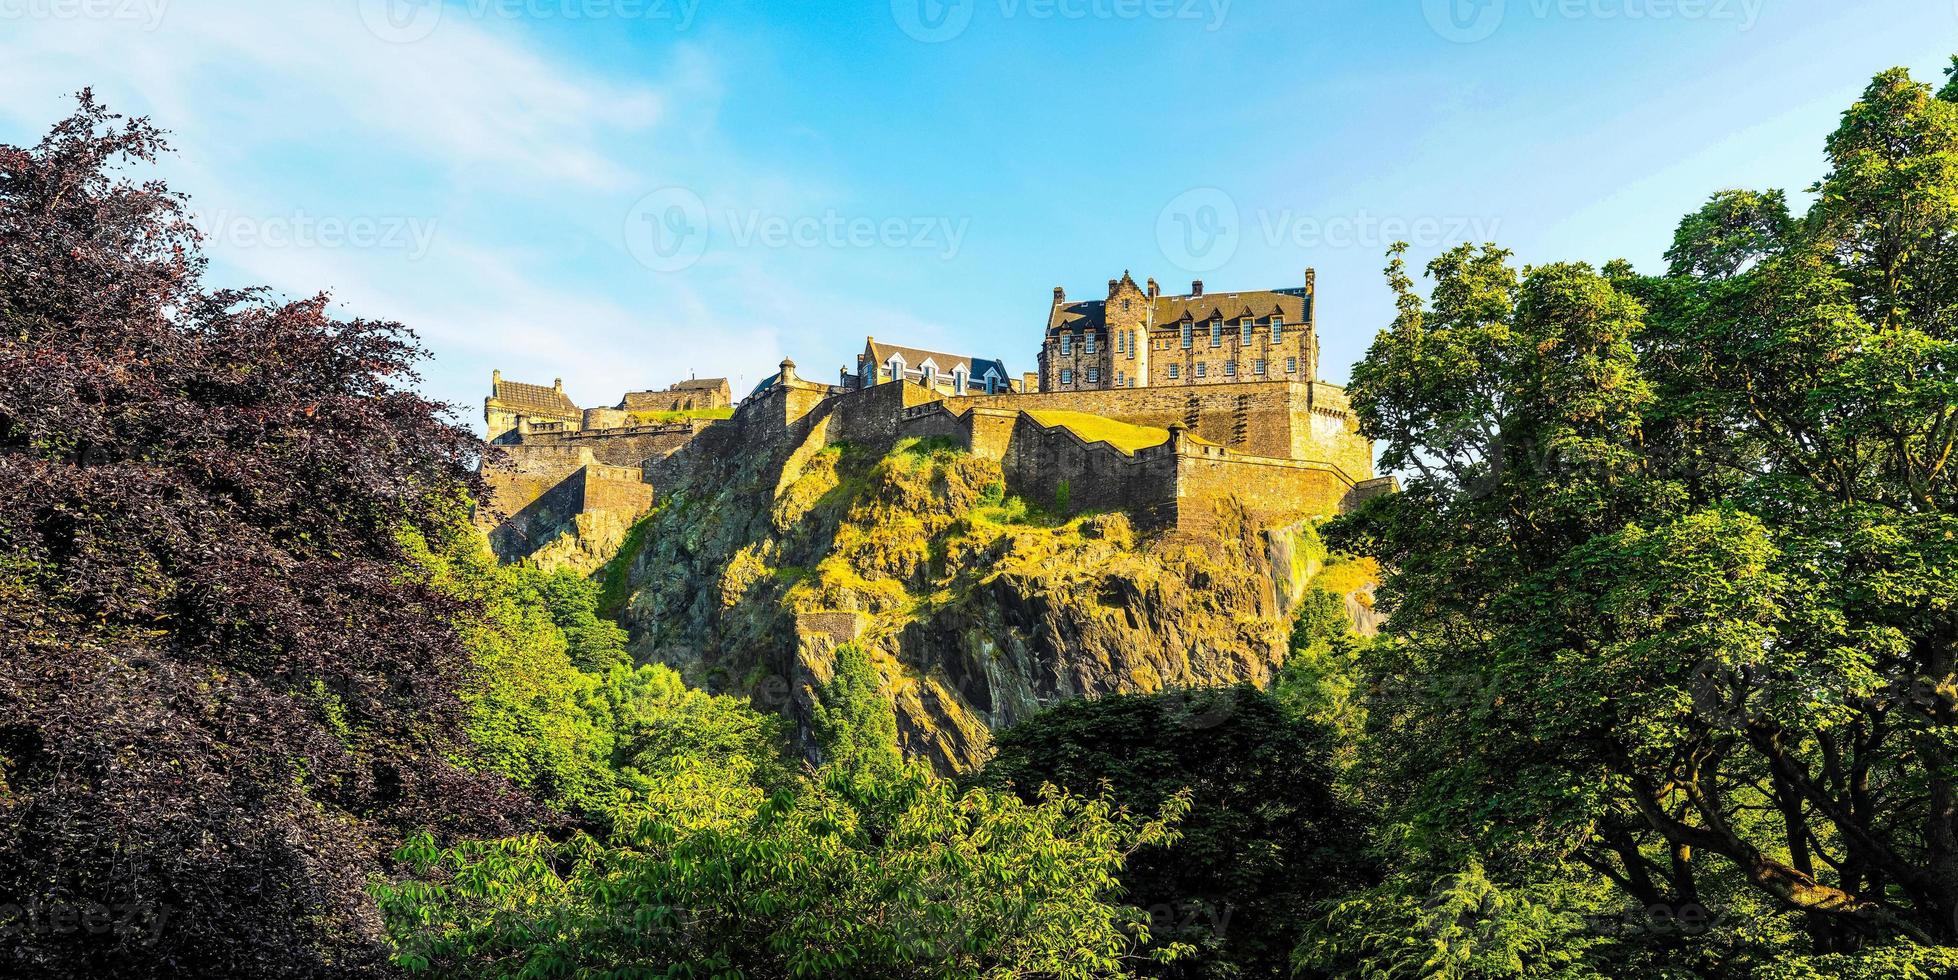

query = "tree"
[981, 686, 1375, 979]
[0, 94, 528, 977]
[375, 667, 1191, 979]
[1325, 59, 1958, 966]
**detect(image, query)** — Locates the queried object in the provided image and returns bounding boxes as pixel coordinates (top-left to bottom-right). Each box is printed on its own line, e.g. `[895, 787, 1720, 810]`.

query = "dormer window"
[1210, 319, 1223, 347]
[1085, 332, 1096, 356]
[1181, 320, 1194, 349]
[1060, 332, 1072, 356]
[1271, 316, 1284, 343]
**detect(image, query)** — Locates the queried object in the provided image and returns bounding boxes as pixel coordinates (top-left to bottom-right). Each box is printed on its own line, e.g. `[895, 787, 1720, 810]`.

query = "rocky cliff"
[579, 407, 1367, 773]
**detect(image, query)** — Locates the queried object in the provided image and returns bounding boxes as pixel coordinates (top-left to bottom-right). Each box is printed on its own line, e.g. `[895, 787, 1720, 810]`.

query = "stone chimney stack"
[1146, 277, 1159, 300]
[1108, 278, 1119, 295]
[492, 369, 501, 384]
[1053, 286, 1065, 303]
[553, 378, 563, 392]
[1305, 267, 1317, 295]
[1191, 279, 1203, 296]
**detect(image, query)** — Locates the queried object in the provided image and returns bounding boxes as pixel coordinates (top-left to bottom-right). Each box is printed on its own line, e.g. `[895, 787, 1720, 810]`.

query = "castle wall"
[948, 383, 1296, 461]
[1172, 446, 1358, 538]
[510, 421, 711, 468]
[1000, 415, 1179, 530]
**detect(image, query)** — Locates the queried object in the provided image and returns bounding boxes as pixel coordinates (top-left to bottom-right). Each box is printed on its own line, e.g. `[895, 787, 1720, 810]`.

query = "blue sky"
[4, 0, 1954, 427]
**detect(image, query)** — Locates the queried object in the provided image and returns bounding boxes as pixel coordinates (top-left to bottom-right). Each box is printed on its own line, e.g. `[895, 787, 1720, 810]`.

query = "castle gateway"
[1039, 270, 1320, 392]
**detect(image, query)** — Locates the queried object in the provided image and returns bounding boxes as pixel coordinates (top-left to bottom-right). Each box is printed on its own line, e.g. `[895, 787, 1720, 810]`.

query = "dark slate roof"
[1049, 286, 1311, 333]
[866, 340, 1009, 382]
[491, 377, 581, 416]
[670, 378, 730, 392]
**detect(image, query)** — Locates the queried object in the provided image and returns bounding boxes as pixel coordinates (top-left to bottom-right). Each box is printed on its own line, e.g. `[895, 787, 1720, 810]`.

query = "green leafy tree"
[810, 643, 903, 776]
[1320, 59, 1958, 969]
[981, 685, 1374, 979]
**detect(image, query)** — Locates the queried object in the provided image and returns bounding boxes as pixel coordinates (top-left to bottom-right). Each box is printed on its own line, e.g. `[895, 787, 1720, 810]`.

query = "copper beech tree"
[0, 94, 528, 977]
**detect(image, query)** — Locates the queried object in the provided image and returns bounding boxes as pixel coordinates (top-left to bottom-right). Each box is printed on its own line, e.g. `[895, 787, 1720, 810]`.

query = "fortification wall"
[1000, 415, 1179, 529]
[580, 463, 655, 514]
[1173, 446, 1357, 538]
[510, 421, 707, 468]
[949, 382, 1301, 461]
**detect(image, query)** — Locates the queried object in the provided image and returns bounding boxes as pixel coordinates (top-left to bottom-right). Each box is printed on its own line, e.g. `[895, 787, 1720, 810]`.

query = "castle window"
[1224, 360, 1237, 377]
[1271, 316, 1284, 343]
[1286, 357, 1297, 373]
[1060, 332, 1072, 356]
[1116, 370, 1124, 386]
[1241, 318, 1254, 344]
[1060, 368, 1073, 385]
[1210, 319, 1223, 347]
[1181, 321, 1193, 349]
[1196, 362, 1208, 378]
[1088, 366, 1100, 383]
[1130, 331, 1140, 358]
[1085, 332, 1096, 356]
[1114, 331, 1123, 355]
[1167, 364, 1179, 379]
[1255, 359, 1267, 375]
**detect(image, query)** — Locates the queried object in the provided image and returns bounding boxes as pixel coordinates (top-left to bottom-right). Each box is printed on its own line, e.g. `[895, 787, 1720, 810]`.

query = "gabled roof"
[670, 378, 730, 392]
[866, 339, 1008, 384]
[1048, 285, 1311, 333]
[491, 376, 581, 416]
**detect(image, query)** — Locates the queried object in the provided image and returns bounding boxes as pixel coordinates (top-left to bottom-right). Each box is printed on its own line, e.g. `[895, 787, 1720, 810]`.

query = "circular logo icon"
[1423, 0, 1504, 43]
[359, 0, 443, 43]
[625, 187, 710, 273]
[892, 0, 976, 42]
[1156, 187, 1239, 274]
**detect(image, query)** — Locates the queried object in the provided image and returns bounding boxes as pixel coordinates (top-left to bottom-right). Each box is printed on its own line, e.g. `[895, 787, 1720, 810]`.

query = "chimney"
[1108, 278, 1119, 295]
[1052, 286, 1065, 303]
[1146, 277, 1159, 300]
[1305, 267, 1317, 294]
[491, 369, 502, 384]
[1191, 280, 1203, 296]
[553, 378, 563, 392]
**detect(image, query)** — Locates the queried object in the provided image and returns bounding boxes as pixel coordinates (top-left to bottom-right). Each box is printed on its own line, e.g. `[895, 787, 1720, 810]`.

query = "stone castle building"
[478, 270, 1389, 563]
[1038, 270, 1321, 392]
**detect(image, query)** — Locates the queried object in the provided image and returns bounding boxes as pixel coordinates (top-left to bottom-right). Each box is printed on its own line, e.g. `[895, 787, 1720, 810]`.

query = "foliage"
[810, 643, 903, 777]
[0, 93, 532, 977]
[980, 685, 1375, 979]
[1321, 59, 1958, 972]
[410, 512, 786, 823]
[376, 657, 1191, 978]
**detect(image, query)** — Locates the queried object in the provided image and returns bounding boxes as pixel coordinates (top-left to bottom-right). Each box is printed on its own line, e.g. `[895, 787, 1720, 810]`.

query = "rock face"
[597, 409, 1347, 773]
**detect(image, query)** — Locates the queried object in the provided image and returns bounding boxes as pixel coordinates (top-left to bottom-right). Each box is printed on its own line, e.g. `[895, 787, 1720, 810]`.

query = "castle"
[477, 269, 1392, 561]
